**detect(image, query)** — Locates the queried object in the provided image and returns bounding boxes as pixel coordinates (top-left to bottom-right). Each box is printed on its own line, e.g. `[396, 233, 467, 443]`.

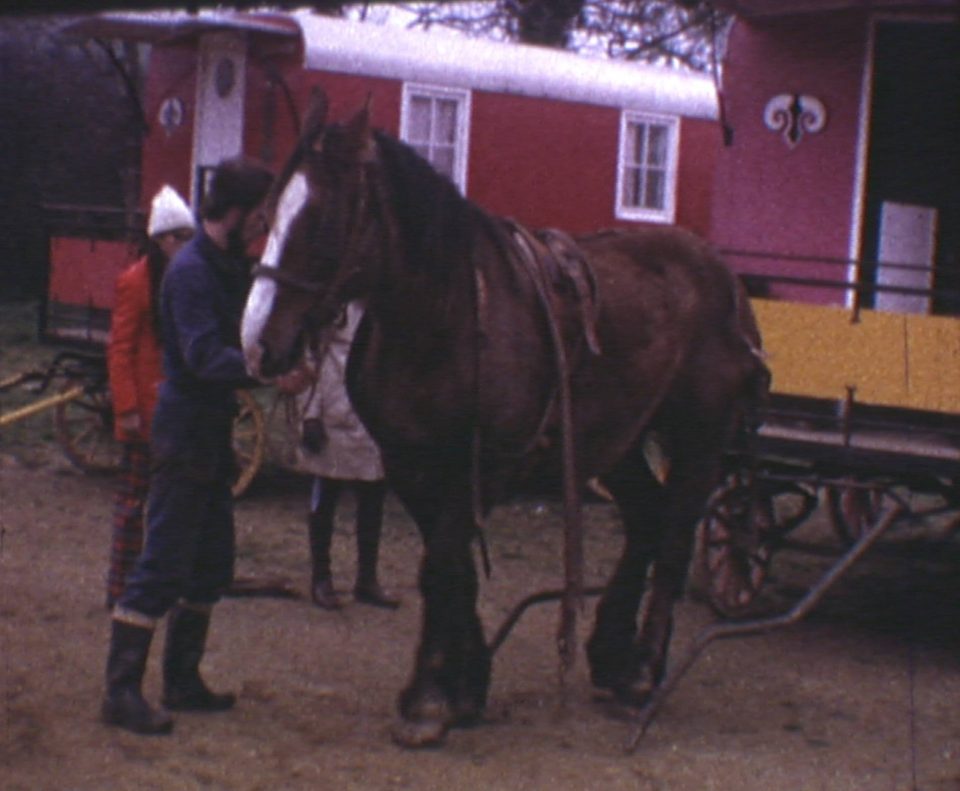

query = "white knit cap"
[147, 185, 195, 237]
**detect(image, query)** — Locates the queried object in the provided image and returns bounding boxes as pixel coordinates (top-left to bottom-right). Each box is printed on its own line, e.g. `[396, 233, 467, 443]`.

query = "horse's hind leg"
[632, 446, 727, 696]
[588, 430, 730, 707]
[586, 451, 667, 697]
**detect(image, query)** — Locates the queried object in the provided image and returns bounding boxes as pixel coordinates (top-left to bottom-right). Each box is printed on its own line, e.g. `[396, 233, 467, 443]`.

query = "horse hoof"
[612, 680, 654, 709]
[391, 718, 449, 749]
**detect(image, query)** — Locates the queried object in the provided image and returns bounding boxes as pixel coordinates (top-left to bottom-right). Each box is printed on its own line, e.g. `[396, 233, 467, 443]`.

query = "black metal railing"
[722, 247, 960, 320]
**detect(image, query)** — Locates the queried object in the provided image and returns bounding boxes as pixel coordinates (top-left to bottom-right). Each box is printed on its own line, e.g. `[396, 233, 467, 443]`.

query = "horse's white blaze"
[241, 172, 309, 377]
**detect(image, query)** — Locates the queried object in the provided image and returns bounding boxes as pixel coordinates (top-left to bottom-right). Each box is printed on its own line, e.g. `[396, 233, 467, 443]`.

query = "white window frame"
[615, 111, 680, 224]
[400, 83, 472, 194]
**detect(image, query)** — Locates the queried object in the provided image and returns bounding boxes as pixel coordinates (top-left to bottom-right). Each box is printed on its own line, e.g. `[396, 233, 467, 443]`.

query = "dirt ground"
[1, 439, 959, 791]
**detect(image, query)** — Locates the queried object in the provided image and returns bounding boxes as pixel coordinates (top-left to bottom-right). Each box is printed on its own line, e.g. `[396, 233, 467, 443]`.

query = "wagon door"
[860, 20, 960, 315]
[192, 31, 247, 206]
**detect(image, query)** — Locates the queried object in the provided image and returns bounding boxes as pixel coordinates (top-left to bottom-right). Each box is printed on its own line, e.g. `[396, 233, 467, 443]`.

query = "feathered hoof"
[391, 717, 449, 748]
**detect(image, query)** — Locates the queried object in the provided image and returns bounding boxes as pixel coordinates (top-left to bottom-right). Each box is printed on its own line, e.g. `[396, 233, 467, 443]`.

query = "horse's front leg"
[390, 472, 490, 748]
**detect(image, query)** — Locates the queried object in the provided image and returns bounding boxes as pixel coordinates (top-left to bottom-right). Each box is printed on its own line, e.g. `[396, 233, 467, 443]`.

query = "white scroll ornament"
[763, 94, 827, 148]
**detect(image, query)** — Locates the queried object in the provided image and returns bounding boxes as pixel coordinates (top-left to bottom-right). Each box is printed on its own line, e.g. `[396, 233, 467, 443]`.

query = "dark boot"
[162, 605, 235, 712]
[353, 481, 399, 610]
[102, 619, 173, 735]
[308, 479, 342, 610]
[311, 577, 342, 610]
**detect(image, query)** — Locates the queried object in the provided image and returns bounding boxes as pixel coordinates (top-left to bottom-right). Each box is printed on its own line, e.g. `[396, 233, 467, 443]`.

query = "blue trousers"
[119, 394, 235, 619]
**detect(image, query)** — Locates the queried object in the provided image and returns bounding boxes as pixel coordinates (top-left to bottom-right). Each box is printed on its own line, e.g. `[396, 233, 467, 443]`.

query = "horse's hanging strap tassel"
[472, 427, 492, 580]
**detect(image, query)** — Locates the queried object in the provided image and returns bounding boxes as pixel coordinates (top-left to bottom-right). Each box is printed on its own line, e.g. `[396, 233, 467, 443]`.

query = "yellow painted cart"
[695, 296, 960, 619]
[636, 298, 960, 746]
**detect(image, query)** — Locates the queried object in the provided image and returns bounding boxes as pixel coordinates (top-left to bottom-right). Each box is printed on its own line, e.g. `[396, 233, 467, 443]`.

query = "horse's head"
[242, 90, 384, 379]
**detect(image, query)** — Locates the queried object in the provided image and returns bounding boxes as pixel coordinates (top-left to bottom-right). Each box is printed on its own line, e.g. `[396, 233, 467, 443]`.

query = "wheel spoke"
[54, 383, 121, 474]
[696, 473, 783, 617]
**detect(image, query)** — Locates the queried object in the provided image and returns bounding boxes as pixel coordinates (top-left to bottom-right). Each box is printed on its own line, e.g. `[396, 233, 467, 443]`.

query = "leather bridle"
[250, 162, 376, 335]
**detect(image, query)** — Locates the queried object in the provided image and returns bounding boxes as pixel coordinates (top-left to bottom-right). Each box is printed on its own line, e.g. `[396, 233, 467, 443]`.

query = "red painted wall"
[139, 43, 197, 215]
[48, 237, 138, 309]
[137, 31, 717, 243]
[469, 92, 618, 233]
[468, 92, 718, 236]
[676, 117, 719, 238]
[710, 12, 869, 303]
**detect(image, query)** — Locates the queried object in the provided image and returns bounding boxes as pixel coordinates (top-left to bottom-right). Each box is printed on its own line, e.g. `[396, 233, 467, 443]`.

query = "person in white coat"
[278, 301, 399, 610]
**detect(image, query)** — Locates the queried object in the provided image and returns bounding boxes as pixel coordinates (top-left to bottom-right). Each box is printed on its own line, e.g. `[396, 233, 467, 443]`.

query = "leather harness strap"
[505, 219, 602, 673]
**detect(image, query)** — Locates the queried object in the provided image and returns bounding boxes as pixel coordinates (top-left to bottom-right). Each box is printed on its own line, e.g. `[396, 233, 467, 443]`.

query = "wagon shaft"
[628, 500, 906, 751]
[0, 384, 84, 428]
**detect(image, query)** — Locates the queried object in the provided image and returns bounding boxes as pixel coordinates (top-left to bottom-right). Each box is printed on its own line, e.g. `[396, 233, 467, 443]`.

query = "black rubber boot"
[353, 481, 399, 610]
[102, 619, 173, 735]
[162, 606, 235, 712]
[308, 482, 343, 610]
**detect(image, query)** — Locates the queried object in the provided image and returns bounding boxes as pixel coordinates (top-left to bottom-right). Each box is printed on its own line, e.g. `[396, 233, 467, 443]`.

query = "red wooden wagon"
[46, 8, 722, 493]
[630, 0, 960, 746]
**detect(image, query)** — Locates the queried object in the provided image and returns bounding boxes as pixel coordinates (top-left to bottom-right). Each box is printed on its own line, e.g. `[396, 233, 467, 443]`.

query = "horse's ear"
[302, 86, 329, 151]
[346, 94, 376, 163]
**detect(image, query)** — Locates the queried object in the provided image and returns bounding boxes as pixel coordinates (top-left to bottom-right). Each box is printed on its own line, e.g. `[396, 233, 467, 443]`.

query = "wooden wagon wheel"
[826, 482, 884, 546]
[694, 472, 775, 618]
[694, 473, 818, 618]
[231, 389, 266, 498]
[53, 381, 123, 473]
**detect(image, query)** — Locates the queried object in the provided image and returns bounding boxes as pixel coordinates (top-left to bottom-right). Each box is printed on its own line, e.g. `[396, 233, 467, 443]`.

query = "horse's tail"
[729, 275, 771, 441]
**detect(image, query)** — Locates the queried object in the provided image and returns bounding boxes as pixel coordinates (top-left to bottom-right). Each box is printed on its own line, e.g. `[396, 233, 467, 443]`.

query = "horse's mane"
[373, 131, 501, 279]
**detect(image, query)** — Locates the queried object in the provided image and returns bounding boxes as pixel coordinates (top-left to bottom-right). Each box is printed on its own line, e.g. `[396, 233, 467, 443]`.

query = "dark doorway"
[860, 20, 960, 314]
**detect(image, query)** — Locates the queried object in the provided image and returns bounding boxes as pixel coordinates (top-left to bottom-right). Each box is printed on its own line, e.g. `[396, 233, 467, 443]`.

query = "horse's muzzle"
[257, 334, 305, 380]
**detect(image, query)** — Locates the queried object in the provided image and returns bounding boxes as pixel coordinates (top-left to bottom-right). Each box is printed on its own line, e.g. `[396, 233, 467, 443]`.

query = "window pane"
[647, 124, 668, 166]
[431, 146, 455, 179]
[644, 169, 665, 209]
[434, 99, 458, 145]
[622, 165, 642, 207]
[630, 123, 647, 166]
[404, 87, 469, 191]
[408, 96, 432, 142]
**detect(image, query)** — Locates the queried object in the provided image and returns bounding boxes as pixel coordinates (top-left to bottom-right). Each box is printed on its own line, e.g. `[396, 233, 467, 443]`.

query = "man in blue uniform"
[101, 158, 272, 735]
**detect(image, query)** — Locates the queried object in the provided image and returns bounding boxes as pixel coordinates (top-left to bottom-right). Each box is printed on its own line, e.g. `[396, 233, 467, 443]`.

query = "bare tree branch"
[400, 1, 728, 71]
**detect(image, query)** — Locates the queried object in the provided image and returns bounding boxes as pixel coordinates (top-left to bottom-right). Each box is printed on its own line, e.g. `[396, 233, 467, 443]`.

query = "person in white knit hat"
[105, 184, 195, 610]
[147, 184, 196, 238]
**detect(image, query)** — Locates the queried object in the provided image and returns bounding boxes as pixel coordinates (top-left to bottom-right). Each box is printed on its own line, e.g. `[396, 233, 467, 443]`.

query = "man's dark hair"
[201, 158, 273, 221]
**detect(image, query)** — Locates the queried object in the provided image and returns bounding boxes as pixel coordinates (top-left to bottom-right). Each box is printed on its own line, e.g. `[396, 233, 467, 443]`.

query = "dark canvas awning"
[59, 11, 300, 45]
[5, 1, 348, 19]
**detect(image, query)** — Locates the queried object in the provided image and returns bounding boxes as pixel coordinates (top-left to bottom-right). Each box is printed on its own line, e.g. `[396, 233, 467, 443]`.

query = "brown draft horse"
[241, 94, 768, 747]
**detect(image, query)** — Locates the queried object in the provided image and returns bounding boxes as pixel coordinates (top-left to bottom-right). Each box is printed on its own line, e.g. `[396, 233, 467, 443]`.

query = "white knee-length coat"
[296, 301, 384, 481]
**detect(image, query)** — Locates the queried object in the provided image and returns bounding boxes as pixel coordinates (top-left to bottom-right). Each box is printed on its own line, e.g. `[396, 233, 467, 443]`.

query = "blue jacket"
[158, 230, 250, 410]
